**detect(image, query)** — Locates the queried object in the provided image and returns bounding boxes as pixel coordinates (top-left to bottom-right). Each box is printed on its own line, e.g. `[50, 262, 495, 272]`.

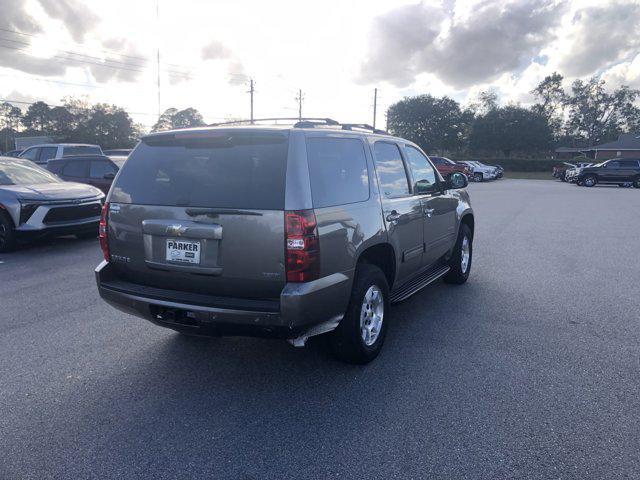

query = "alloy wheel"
[360, 285, 384, 346]
[461, 235, 470, 273]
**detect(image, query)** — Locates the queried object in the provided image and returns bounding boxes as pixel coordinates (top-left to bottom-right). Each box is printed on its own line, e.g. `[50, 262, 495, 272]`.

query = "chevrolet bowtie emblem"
[166, 224, 188, 236]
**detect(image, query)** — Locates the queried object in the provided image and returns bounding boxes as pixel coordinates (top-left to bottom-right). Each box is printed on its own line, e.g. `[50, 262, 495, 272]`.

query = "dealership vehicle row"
[553, 158, 640, 187]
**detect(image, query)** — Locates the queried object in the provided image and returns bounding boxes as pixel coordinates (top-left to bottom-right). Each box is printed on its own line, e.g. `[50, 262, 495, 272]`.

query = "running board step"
[390, 265, 450, 303]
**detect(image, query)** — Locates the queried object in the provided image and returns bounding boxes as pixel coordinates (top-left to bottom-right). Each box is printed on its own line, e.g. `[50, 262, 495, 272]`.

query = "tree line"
[386, 73, 640, 158]
[0, 98, 207, 152]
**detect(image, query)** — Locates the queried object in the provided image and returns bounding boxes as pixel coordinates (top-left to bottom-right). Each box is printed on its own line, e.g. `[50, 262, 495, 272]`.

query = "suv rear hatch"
[106, 129, 289, 300]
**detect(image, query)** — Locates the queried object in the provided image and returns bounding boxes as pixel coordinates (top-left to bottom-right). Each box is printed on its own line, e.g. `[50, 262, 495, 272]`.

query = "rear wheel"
[474, 172, 483, 182]
[0, 211, 17, 253]
[329, 264, 389, 364]
[633, 176, 640, 189]
[444, 224, 472, 284]
[583, 175, 597, 187]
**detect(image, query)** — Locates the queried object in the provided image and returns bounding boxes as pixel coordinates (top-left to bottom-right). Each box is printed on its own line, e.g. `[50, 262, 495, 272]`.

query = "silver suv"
[95, 119, 474, 363]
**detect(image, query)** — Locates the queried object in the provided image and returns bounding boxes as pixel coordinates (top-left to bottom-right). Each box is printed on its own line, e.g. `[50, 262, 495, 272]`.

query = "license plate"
[166, 239, 201, 264]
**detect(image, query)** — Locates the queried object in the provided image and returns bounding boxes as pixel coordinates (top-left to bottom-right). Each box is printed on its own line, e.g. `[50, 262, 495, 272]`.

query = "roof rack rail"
[341, 123, 389, 135]
[209, 117, 339, 127]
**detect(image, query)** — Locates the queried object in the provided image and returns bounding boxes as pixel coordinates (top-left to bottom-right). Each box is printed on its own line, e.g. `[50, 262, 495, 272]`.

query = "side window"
[90, 160, 116, 179]
[39, 146, 58, 163]
[619, 160, 639, 168]
[306, 137, 369, 208]
[62, 160, 87, 178]
[608, 161, 620, 168]
[373, 142, 410, 197]
[20, 147, 40, 161]
[405, 146, 438, 193]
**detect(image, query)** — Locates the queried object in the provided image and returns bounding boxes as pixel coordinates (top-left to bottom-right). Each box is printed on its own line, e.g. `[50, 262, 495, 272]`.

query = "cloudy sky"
[0, 0, 639, 130]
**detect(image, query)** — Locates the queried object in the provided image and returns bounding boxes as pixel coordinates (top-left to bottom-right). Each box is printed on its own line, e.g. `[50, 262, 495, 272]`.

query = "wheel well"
[357, 244, 396, 288]
[0, 206, 14, 226]
[461, 213, 474, 239]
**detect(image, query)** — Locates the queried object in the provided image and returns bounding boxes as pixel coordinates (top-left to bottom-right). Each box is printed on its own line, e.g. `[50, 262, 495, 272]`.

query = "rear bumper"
[95, 261, 351, 339]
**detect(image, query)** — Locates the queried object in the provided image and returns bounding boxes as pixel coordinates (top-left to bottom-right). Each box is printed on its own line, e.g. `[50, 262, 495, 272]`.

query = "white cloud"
[0, 0, 638, 130]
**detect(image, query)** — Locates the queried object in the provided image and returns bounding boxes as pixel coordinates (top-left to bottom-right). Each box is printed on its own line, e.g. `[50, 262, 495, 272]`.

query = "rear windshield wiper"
[185, 208, 262, 217]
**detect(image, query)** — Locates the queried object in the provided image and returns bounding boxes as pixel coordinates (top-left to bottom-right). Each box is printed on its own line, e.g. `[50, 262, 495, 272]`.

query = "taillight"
[99, 202, 110, 262]
[285, 209, 320, 282]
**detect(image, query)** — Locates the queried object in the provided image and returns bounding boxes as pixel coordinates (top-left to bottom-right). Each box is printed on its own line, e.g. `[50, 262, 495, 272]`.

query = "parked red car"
[46, 155, 126, 194]
[429, 156, 472, 179]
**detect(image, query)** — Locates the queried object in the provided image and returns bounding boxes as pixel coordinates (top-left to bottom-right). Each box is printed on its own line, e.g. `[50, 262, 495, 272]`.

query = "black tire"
[329, 264, 389, 364]
[0, 210, 17, 253]
[560, 174, 567, 182]
[583, 175, 597, 187]
[474, 172, 483, 182]
[444, 224, 472, 285]
[576, 180, 583, 186]
[75, 230, 98, 240]
[633, 176, 640, 189]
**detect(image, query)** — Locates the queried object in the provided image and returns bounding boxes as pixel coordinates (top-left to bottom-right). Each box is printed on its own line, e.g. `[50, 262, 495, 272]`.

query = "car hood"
[1, 182, 103, 201]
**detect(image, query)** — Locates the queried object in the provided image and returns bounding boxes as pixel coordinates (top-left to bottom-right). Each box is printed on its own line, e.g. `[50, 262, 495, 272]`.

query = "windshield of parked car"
[0, 160, 61, 185]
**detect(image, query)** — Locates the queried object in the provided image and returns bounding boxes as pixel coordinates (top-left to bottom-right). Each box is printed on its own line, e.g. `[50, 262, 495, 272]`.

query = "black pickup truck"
[576, 158, 640, 188]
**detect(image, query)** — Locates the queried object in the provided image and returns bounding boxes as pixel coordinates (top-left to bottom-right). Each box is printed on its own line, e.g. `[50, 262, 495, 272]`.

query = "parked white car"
[564, 162, 593, 183]
[460, 161, 498, 182]
[18, 144, 103, 166]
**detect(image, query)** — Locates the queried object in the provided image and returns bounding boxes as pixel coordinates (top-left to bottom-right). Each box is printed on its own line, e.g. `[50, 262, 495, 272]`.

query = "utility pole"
[373, 88, 378, 129]
[295, 89, 304, 121]
[248, 78, 254, 124]
[156, 0, 161, 119]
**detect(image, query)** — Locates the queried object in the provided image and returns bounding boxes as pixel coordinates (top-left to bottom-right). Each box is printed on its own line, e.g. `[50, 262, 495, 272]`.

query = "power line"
[0, 73, 104, 89]
[0, 25, 195, 73]
[0, 37, 193, 79]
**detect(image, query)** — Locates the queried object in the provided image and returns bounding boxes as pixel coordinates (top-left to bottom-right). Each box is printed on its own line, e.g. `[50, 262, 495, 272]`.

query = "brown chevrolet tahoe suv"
[95, 119, 475, 364]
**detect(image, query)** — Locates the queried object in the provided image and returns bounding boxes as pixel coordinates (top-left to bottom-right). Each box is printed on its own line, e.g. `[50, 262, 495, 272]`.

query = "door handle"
[386, 211, 401, 224]
[423, 207, 435, 217]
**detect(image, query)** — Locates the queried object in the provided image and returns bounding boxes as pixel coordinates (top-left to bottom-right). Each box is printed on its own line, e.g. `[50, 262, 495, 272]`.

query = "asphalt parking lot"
[1, 179, 639, 479]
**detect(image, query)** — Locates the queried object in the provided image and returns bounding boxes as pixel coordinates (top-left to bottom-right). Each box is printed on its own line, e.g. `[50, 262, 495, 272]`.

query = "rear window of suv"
[110, 131, 288, 209]
[64, 146, 102, 156]
[306, 137, 369, 208]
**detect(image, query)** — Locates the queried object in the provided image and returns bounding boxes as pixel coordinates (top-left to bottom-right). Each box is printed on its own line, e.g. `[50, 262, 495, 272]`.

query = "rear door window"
[111, 131, 289, 209]
[306, 137, 369, 208]
[39, 146, 58, 162]
[373, 142, 410, 197]
[619, 160, 639, 168]
[61, 160, 87, 178]
[90, 160, 117, 178]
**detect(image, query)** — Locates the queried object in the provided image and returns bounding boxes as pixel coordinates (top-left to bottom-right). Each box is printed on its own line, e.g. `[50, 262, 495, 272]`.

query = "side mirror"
[103, 172, 115, 180]
[447, 172, 468, 190]
[414, 179, 436, 194]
